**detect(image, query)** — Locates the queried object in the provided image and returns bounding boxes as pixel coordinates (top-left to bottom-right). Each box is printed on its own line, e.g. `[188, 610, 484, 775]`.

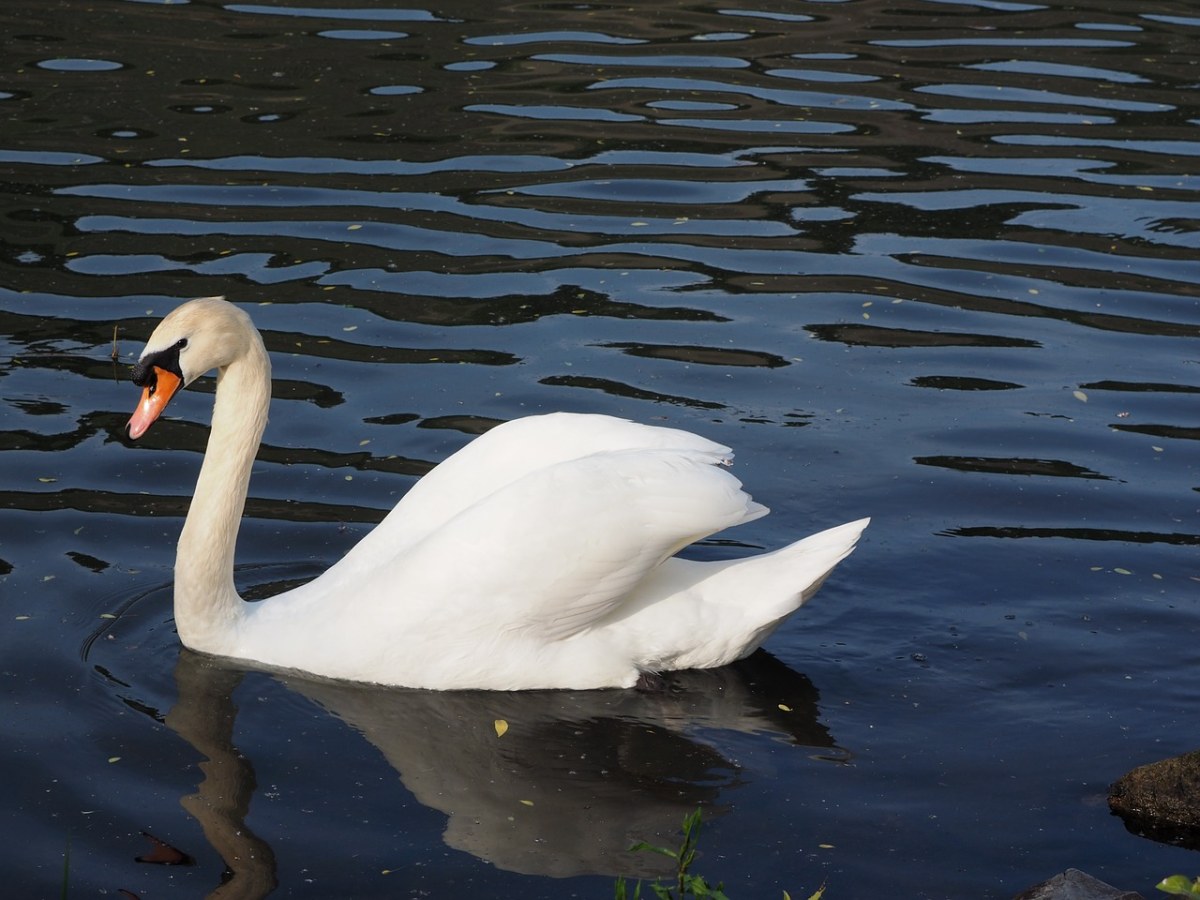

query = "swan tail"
[731, 517, 869, 656]
[617, 517, 870, 673]
[737, 516, 871, 618]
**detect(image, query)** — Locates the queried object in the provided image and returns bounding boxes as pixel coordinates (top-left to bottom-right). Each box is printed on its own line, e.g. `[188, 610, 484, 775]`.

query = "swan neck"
[174, 338, 271, 651]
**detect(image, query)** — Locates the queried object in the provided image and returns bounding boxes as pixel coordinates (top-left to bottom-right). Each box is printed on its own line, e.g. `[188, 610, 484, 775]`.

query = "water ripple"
[591, 75, 914, 111]
[225, 5, 448, 21]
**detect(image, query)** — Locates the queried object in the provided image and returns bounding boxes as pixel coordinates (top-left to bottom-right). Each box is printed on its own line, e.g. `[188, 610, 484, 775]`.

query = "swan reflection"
[166, 648, 842, 895]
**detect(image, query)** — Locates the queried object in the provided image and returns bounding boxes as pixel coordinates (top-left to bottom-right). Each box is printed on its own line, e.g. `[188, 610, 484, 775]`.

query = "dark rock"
[1012, 868, 1144, 900]
[1109, 748, 1200, 849]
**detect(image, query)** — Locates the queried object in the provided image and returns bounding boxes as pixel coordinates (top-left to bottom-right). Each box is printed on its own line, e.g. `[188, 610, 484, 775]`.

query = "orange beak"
[127, 366, 183, 440]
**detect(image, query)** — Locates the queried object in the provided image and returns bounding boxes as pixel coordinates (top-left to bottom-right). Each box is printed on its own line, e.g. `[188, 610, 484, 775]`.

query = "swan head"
[127, 296, 258, 439]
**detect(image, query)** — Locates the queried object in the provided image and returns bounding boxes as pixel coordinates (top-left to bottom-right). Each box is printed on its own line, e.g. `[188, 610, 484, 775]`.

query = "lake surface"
[1, 0, 1197, 897]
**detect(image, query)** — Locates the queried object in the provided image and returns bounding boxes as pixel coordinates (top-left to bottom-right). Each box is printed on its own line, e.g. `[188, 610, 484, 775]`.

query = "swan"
[126, 296, 868, 690]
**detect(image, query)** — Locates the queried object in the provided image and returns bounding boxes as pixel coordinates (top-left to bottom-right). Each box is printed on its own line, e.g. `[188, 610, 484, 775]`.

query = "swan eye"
[176, 338, 189, 350]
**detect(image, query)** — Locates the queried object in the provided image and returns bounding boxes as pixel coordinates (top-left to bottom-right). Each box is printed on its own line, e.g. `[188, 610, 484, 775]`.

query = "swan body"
[128, 297, 868, 690]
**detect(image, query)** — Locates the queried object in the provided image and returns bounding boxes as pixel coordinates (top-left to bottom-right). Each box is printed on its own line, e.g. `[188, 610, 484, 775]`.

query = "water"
[1, 0, 1197, 896]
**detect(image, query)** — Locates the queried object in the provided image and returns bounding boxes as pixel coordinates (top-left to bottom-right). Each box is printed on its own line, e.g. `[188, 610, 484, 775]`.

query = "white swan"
[127, 296, 868, 690]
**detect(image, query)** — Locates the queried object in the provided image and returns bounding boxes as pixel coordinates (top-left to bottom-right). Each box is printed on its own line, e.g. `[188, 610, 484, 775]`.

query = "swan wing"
[332, 413, 735, 574]
[345, 445, 767, 642]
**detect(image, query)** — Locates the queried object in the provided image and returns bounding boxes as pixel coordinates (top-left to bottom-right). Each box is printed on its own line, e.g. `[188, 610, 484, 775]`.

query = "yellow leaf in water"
[100, 613, 117, 620]
[38, 477, 56, 483]
[1114, 568, 1132, 575]
[1073, 390, 1087, 403]
[494, 719, 508, 737]
[778, 703, 793, 712]
[108, 756, 121, 764]
[519, 799, 534, 806]
[14, 616, 30, 621]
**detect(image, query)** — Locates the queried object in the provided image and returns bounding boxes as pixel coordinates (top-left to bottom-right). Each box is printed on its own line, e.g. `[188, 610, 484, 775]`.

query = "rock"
[1109, 748, 1200, 849]
[1012, 868, 1144, 900]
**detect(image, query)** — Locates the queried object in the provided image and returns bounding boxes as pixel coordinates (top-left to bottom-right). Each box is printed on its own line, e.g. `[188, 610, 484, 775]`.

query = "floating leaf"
[1114, 567, 1132, 575]
[519, 799, 534, 806]
[135, 831, 195, 866]
[494, 719, 508, 737]
[778, 703, 793, 712]
[1157, 875, 1200, 897]
[1073, 390, 1087, 403]
[108, 756, 121, 764]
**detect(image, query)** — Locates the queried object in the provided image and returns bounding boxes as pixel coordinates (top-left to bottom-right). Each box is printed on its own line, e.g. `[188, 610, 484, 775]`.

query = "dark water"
[2, 0, 1198, 897]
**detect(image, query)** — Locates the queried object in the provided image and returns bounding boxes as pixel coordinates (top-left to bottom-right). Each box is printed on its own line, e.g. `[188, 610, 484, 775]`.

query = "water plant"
[60, 836, 70, 900]
[614, 808, 825, 900]
[615, 808, 727, 899]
